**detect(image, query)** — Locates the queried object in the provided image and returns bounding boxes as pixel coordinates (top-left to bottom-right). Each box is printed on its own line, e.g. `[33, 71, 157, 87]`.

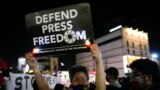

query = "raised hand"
[90, 44, 102, 64]
[25, 53, 39, 71]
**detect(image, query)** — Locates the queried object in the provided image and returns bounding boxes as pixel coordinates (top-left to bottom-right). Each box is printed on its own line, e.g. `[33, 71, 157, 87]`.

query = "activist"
[105, 67, 122, 90]
[25, 54, 50, 90]
[129, 58, 160, 90]
[25, 44, 106, 90]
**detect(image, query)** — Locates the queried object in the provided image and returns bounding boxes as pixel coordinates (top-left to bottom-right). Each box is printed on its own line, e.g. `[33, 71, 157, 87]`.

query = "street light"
[151, 53, 159, 59]
[61, 62, 64, 66]
[151, 53, 160, 67]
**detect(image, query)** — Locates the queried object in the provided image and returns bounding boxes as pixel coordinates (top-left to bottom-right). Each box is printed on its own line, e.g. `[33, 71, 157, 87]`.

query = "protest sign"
[25, 3, 94, 54]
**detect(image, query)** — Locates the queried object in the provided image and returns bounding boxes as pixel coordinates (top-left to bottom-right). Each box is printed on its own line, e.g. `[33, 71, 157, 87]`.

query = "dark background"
[0, 0, 159, 67]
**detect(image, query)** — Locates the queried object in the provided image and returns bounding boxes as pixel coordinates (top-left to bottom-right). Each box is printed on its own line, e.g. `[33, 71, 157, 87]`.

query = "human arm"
[25, 53, 50, 90]
[90, 44, 106, 90]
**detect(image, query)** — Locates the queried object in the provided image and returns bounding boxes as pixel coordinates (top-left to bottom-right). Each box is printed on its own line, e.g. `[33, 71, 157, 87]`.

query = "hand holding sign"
[90, 44, 106, 90]
[25, 53, 50, 90]
[90, 44, 102, 64]
[25, 53, 39, 72]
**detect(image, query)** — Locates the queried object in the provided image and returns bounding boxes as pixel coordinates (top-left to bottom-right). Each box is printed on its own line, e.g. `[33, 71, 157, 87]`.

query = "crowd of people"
[26, 44, 106, 90]
[25, 43, 160, 90]
[1, 43, 160, 90]
[105, 59, 160, 90]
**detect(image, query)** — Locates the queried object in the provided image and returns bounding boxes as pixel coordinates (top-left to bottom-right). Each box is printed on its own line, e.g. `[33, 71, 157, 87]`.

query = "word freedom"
[33, 30, 87, 46]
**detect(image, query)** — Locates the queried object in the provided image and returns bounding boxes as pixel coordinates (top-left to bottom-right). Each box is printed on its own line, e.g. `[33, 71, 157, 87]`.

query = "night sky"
[0, 0, 160, 66]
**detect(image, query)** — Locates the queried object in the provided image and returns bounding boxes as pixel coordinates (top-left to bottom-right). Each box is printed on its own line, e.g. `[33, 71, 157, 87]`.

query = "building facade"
[76, 27, 150, 77]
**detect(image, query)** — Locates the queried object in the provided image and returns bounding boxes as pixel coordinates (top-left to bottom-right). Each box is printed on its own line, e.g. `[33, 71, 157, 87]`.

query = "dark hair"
[32, 80, 40, 90]
[69, 65, 89, 83]
[130, 58, 160, 84]
[105, 67, 119, 79]
[54, 83, 64, 90]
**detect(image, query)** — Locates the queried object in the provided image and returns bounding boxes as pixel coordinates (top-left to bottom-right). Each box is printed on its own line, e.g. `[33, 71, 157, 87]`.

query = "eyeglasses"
[130, 74, 147, 80]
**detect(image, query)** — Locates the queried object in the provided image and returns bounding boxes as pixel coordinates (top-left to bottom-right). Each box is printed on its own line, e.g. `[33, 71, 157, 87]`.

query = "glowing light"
[109, 25, 122, 32]
[151, 53, 158, 59]
[28, 70, 33, 73]
[85, 40, 91, 47]
[61, 62, 64, 66]
[32, 48, 40, 54]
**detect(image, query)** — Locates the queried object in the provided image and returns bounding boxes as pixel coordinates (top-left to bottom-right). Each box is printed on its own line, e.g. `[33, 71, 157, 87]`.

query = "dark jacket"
[106, 85, 122, 90]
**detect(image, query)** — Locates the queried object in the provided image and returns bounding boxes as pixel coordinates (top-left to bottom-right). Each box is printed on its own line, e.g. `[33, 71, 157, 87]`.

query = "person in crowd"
[25, 55, 50, 90]
[0, 66, 5, 89]
[25, 44, 106, 90]
[54, 83, 64, 90]
[0, 58, 9, 90]
[68, 65, 96, 90]
[129, 58, 160, 90]
[105, 67, 122, 90]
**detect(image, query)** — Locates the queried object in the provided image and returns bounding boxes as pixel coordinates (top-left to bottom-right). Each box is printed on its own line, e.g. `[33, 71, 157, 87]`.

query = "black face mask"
[72, 85, 89, 90]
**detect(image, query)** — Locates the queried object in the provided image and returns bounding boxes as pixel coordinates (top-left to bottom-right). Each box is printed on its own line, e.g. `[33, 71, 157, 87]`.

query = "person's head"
[54, 83, 64, 90]
[129, 58, 160, 89]
[69, 65, 89, 86]
[105, 67, 119, 82]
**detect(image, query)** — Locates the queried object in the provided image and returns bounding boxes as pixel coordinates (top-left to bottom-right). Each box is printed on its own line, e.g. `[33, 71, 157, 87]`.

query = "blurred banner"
[7, 73, 60, 90]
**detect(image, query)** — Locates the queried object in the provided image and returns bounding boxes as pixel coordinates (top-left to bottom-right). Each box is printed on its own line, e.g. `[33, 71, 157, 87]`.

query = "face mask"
[72, 85, 89, 90]
[130, 76, 144, 89]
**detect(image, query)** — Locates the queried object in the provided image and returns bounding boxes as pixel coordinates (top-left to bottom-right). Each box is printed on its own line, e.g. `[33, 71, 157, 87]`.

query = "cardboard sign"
[25, 3, 94, 54]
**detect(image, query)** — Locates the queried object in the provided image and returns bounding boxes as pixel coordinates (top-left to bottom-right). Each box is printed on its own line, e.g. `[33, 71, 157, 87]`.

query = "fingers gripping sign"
[25, 53, 50, 90]
[90, 44, 102, 64]
[25, 53, 38, 70]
